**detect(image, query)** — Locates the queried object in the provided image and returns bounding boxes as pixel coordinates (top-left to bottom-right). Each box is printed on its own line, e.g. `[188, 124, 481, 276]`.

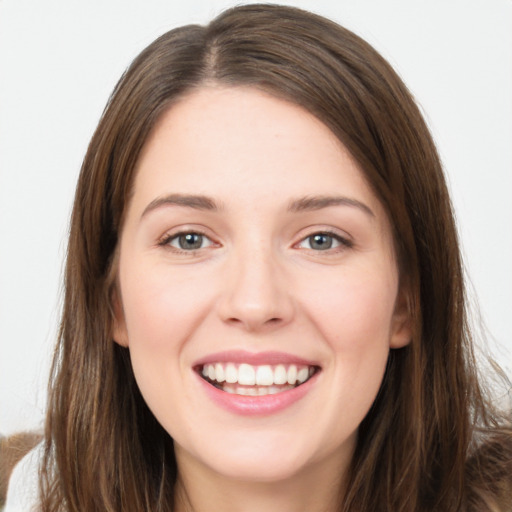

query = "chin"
[176, 425, 352, 486]
[206, 450, 312, 484]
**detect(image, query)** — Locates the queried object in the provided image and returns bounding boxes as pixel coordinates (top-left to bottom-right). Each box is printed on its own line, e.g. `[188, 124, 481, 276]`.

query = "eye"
[163, 232, 214, 251]
[297, 232, 351, 251]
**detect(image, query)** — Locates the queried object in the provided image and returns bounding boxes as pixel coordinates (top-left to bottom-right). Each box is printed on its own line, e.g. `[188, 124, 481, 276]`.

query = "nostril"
[225, 316, 282, 326]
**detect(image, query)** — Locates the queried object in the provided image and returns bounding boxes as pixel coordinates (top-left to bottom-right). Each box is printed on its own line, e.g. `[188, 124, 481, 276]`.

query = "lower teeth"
[220, 384, 296, 396]
[210, 381, 297, 396]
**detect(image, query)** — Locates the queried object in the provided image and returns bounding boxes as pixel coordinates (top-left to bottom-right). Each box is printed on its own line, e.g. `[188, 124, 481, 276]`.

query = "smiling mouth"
[198, 362, 319, 396]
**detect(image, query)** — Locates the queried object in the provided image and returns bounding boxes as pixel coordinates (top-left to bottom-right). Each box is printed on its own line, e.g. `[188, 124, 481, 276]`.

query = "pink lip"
[193, 350, 319, 367]
[195, 373, 319, 416]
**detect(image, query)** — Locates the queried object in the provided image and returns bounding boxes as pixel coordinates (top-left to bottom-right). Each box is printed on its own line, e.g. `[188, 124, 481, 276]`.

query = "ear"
[389, 284, 413, 349]
[112, 287, 129, 347]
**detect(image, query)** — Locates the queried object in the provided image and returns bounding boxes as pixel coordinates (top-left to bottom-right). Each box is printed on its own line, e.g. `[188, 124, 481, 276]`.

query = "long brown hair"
[41, 4, 512, 511]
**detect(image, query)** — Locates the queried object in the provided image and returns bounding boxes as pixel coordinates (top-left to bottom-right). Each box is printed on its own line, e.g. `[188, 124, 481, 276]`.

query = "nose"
[217, 246, 295, 332]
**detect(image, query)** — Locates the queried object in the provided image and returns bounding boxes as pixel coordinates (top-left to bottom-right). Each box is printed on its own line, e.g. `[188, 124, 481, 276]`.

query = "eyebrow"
[288, 195, 375, 217]
[141, 193, 374, 219]
[141, 193, 220, 218]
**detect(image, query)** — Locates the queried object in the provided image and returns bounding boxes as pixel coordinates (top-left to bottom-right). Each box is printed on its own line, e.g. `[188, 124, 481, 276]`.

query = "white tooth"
[225, 363, 238, 383]
[287, 365, 298, 384]
[208, 364, 216, 381]
[268, 386, 280, 395]
[246, 387, 258, 396]
[274, 364, 287, 385]
[215, 363, 225, 383]
[297, 367, 309, 384]
[257, 386, 268, 396]
[202, 365, 209, 377]
[238, 364, 256, 385]
[309, 367, 315, 377]
[256, 365, 274, 385]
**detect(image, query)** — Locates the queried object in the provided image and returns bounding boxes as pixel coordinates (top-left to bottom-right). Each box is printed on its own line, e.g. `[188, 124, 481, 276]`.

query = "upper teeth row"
[201, 363, 314, 386]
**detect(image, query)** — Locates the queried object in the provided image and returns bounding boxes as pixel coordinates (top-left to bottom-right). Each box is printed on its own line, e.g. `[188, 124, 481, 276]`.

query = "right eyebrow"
[141, 193, 221, 219]
[288, 195, 375, 218]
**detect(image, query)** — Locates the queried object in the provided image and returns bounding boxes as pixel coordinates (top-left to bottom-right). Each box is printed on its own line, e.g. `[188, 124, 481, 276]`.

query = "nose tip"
[217, 254, 294, 332]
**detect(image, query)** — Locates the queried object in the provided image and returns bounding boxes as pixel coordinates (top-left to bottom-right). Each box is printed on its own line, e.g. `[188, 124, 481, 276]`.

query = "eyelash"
[158, 230, 214, 253]
[158, 229, 353, 254]
[295, 230, 353, 252]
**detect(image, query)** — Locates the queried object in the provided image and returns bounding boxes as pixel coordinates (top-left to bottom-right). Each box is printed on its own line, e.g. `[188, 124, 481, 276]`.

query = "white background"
[1, 0, 511, 436]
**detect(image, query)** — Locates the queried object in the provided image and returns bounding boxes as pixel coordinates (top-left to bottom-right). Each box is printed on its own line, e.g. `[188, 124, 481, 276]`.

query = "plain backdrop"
[1, 0, 511, 436]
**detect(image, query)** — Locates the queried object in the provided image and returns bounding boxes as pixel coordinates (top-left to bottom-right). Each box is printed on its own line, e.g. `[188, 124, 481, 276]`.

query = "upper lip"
[193, 350, 321, 368]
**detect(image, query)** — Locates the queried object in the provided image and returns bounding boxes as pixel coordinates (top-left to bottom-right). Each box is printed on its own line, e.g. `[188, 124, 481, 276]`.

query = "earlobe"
[390, 286, 413, 349]
[112, 287, 129, 347]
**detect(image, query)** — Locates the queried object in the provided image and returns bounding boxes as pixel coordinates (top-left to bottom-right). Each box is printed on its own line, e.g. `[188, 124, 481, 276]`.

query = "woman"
[7, 4, 511, 511]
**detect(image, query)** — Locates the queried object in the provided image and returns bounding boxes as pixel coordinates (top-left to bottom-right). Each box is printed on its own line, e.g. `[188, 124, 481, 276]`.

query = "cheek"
[120, 263, 214, 350]
[118, 266, 217, 428]
[297, 264, 396, 416]
[117, 264, 220, 415]
[320, 272, 396, 413]
[300, 265, 398, 350]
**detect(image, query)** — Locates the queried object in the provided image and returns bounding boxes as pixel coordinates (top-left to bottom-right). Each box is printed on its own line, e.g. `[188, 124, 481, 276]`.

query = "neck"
[173, 448, 350, 512]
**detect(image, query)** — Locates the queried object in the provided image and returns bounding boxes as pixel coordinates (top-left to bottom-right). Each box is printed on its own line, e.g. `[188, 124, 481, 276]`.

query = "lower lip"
[195, 372, 319, 416]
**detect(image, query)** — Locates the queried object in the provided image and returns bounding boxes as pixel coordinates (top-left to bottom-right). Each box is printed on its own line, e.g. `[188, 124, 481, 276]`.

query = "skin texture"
[113, 86, 411, 512]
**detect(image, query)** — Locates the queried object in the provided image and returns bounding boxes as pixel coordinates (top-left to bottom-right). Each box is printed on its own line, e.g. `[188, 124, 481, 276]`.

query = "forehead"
[132, 86, 380, 211]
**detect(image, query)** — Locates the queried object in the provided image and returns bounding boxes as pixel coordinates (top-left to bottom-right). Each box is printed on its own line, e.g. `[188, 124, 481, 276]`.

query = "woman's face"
[114, 87, 411, 484]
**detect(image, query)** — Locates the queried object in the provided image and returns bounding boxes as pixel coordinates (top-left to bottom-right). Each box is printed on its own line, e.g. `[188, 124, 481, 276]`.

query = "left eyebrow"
[287, 195, 375, 218]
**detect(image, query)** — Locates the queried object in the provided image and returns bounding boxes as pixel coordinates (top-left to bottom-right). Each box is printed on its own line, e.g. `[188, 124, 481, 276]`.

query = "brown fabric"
[0, 432, 42, 506]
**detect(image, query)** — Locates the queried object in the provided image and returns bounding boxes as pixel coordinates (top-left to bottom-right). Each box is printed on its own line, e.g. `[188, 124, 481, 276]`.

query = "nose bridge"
[218, 237, 293, 331]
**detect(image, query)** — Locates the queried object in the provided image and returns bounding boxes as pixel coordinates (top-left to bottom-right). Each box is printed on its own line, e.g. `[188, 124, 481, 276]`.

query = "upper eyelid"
[168, 231, 211, 242]
[158, 225, 216, 242]
[295, 232, 351, 249]
[293, 226, 353, 244]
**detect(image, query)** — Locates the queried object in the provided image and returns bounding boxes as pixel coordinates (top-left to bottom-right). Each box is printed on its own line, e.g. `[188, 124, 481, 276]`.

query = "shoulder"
[465, 428, 512, 512]
[4, 442, 42, 512]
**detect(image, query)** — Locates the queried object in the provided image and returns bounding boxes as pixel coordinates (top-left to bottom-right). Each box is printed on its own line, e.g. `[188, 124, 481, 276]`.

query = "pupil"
[310, 234, 332, 250]
[179, 233, 202, 249]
